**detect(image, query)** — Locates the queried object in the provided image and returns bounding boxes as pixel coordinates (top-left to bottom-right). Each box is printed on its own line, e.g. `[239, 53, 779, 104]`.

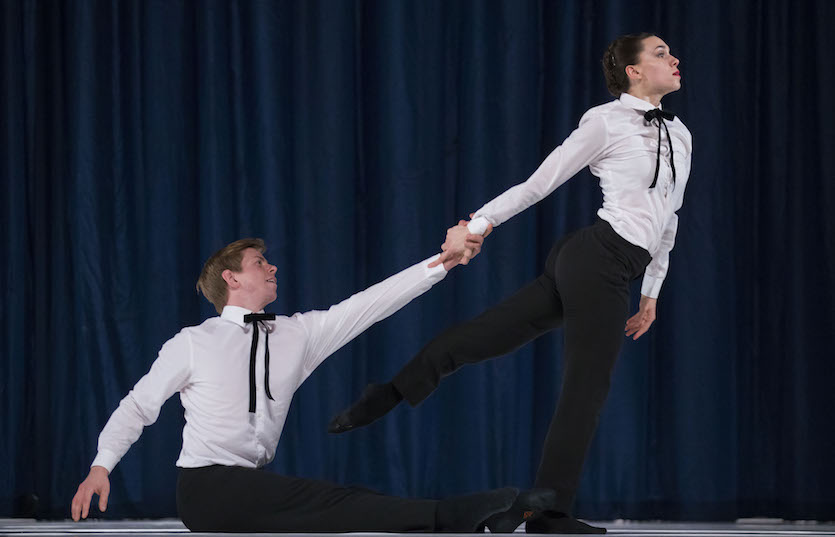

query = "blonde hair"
[196, 238, 266, 314]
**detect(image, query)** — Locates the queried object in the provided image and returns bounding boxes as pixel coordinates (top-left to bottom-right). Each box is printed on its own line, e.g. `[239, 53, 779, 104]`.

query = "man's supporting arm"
[71, 330, 192, 520]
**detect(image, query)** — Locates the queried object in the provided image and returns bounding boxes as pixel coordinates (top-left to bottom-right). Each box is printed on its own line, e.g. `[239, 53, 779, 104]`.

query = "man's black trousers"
[392, 218, 652, 514]
[177, 465, 437, 532]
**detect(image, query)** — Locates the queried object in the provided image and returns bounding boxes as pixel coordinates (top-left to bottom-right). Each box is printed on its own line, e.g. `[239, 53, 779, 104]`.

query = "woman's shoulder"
[580, 99, 620, 122]
[673, 116, 692, 135]
[576, 100, 620, 133]
[671, 116, 693, 148]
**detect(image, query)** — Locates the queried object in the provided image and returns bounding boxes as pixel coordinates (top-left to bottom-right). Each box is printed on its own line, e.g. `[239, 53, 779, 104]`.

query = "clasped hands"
[429, 215, 494, 271]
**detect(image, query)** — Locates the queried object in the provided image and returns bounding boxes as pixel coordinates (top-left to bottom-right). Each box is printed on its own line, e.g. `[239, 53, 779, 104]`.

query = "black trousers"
[393, 218, 651, 514]
[177, 465, 437, 532]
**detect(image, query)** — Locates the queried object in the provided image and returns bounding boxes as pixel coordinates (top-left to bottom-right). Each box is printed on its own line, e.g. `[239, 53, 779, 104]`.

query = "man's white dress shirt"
[92, 255, 447, 472]
[467, 92, 693, 298]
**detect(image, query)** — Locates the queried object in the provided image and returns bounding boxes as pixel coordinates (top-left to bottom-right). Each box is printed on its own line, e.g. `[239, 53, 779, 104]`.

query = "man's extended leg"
[177, 465, 543, 532]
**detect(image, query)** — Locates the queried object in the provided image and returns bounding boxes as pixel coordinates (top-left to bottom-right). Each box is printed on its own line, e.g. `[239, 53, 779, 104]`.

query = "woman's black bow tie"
[643, 108, 677, 190]
[644, 109, 675, 122]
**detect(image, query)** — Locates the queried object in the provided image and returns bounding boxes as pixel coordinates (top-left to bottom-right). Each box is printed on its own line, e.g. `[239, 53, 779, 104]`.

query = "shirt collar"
[619, 92, 662, 112]
[221, 305, 261, 328]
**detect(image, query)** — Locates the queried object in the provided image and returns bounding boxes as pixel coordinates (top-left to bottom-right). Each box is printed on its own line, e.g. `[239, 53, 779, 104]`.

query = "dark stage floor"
[2, 519, 834, 537]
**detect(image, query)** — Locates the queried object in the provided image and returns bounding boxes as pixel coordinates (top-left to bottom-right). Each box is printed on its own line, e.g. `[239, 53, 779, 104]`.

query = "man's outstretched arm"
[295, 232, 485, 380]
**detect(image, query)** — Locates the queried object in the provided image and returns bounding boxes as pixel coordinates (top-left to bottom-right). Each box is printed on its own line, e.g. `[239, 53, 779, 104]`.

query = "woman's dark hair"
[602, 33, 655, 97]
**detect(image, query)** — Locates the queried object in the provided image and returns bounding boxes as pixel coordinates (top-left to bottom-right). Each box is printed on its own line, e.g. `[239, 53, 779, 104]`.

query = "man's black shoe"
[482, 488, 557, 533]
[525, 512, 606, 534]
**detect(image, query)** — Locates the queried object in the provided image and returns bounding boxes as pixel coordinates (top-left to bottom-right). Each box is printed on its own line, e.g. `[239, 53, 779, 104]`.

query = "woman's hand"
[428, 218, 493, 270]
[625, 295, 657, 340]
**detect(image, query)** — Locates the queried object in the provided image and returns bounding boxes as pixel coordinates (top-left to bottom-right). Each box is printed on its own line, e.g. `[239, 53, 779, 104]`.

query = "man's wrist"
[90, 465, 109, 476]
[640, 275, 663, 298]
[91, 450, 119, 474]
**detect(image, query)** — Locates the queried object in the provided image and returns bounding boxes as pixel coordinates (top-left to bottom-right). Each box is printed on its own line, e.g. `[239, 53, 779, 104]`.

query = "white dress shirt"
[467, 92, 693, 298]
[92, 255, 447, 472]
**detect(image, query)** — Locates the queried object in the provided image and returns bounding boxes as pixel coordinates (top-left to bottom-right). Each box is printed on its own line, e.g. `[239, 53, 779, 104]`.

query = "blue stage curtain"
[2, 0, 834, 520]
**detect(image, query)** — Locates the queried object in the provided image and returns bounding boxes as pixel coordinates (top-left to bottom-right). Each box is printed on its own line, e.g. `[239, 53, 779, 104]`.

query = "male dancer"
[70, 235, 554, 532]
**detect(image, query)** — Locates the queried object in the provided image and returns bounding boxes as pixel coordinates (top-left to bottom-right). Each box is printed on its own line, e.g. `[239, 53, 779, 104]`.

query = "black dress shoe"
[525, 512, 606, 534]
[482, 488, 557, 533]
[437, 487, 518, 532]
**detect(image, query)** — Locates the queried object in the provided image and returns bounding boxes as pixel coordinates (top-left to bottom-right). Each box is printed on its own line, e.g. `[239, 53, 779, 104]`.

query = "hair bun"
[601, 33, 654, 97]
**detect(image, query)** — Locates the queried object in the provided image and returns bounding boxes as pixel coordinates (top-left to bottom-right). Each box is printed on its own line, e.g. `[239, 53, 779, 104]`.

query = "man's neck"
[226, 298, 271, 313]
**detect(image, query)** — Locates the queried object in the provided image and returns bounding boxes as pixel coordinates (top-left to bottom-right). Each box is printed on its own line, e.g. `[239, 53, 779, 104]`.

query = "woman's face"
[630, 36, 681, 96]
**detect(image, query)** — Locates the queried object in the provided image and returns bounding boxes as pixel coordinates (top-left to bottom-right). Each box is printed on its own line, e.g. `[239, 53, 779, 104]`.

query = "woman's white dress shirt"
[467, 92, 693, 298]
[92, 255, 447, 472]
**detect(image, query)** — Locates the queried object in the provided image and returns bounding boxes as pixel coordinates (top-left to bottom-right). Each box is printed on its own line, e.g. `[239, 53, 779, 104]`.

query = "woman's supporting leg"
[532, 222, 646, 517]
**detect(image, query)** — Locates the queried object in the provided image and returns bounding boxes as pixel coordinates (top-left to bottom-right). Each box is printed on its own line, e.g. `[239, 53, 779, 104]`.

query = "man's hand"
[428, 219, 493, 270]
[71, 466, 110, 521]
[625, 295, 657, 340]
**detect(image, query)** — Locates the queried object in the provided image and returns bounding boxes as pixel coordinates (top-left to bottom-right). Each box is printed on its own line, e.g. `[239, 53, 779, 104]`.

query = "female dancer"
[330, 33, 691, 534]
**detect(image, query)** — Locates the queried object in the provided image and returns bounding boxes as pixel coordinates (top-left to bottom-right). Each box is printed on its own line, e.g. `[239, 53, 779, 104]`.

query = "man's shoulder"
[175, 316, 226, 339]
[268, 310, 332, 337]
[276, 312, 311, 332]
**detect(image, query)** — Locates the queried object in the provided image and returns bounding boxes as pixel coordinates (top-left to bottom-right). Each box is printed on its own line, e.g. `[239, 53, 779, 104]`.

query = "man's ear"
[222, 269, 240, 290]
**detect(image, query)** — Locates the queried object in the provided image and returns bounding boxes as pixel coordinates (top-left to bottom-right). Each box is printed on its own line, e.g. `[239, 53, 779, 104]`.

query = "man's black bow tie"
[643, 108, 677, 190]
[244, 313, 276, 414]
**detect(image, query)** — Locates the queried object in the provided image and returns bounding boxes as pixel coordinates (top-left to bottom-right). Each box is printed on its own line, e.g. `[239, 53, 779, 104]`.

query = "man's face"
[226, 248, 278, 310]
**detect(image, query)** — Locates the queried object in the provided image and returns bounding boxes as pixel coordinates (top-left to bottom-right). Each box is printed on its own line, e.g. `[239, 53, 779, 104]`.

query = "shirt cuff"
[467, 217, 490, 235]
[91, 450, 120, 474]
[424, 253, 449, 277]
[640, 275, 664, 299]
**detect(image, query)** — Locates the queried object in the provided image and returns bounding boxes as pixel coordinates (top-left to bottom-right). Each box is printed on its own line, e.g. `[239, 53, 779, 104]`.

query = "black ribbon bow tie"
[243, 313, 276, 413]
[643, 108, 677, 190]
